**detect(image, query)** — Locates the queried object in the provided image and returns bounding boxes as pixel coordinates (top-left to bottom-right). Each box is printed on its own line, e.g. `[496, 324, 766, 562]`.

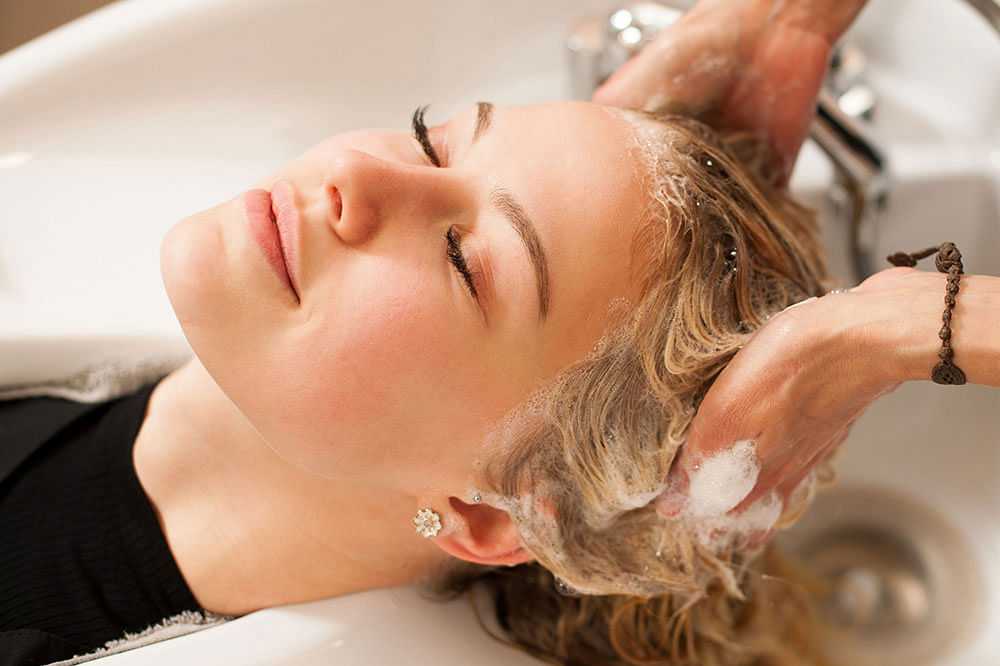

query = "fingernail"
[654, 466, 689, 518]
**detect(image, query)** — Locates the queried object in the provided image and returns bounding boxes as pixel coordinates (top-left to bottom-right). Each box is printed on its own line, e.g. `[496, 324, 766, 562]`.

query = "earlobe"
[426, 496, 534, 567]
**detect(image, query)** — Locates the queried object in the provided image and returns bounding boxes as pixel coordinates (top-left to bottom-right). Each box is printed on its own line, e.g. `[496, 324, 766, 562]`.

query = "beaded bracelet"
[886, 242, 967, 385]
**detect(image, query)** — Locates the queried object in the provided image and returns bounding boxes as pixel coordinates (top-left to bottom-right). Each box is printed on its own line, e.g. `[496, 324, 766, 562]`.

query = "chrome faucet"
[566, 1, 889, 280]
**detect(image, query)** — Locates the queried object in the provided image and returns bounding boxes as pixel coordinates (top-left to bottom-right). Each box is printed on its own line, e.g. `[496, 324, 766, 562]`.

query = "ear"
[430, 496, 534, 567]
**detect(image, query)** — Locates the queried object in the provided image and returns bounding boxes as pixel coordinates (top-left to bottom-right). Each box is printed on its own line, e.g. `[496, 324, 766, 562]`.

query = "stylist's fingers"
[654, 409, 772, 519]
[671, 296, 817, 445]
[715, 24, 830, 185]
[592, 50, 650, 109]
[742, 428, 850, 548]
[738, 405, 860, 512]
[745, 430, 847, 549]
[773, 431, 843, 504]
[593, 16, 733, 113]
[654, 332, 795, 517]
[752, 417, 853, 529]
[593, 43, 692, 111]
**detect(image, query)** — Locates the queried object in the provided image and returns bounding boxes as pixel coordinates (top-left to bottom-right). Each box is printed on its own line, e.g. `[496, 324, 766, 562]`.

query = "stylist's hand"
[593, 0, 868, 186]
[655, 267, 947, 541]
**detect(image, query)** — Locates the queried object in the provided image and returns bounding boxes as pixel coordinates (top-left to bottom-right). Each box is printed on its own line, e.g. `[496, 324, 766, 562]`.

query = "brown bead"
[935, 243, 963, 274]
[945, 294, 956, 306]
[932, 361, 967, 385]
[939, 326, 951, 340]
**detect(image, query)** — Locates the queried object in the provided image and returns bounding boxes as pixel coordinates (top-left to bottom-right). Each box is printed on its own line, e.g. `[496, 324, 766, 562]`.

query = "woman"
[2, 96, 832, 664]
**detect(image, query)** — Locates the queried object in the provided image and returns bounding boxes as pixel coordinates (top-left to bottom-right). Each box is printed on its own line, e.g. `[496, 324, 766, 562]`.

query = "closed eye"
[445, 225, 480, 302]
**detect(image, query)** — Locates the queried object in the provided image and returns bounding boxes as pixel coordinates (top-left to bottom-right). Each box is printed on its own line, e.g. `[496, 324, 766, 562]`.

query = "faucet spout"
[812, 88, 891, 280]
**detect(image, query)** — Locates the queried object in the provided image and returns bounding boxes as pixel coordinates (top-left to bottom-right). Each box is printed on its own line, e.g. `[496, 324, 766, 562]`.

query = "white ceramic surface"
[806, 163, 1000, 666]
[1, 0, 998, 664]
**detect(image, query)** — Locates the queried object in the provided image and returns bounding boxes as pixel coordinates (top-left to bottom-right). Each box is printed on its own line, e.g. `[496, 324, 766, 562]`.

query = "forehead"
[485, 101, 647, 372]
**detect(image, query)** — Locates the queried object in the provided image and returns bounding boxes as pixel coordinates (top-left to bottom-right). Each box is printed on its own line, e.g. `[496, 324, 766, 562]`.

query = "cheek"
[311, 281, 446, 423]
[276, 267, 496, 474]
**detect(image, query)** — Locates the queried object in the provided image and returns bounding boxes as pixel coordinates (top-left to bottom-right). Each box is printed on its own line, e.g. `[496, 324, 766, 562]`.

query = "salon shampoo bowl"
[1, 0, 998, 664]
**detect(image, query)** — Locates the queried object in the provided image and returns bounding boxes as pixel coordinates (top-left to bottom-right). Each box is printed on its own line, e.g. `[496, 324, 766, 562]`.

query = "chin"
[160, 213, 226, 333]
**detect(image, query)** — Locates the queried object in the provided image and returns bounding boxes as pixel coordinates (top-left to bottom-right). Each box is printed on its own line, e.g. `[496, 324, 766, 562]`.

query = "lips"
[245, 187, 300, 304]
[270, 181, 302, 301]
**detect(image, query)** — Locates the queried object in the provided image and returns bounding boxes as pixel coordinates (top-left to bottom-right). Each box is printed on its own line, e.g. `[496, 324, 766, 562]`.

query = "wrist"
[848, 271, 1000, 388]
[866, 283, 944, 386]
[815, 273, 941, 393]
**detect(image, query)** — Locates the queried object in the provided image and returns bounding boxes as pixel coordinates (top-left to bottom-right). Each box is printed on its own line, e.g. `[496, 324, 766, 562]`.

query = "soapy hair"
[418, 109, 836, 665]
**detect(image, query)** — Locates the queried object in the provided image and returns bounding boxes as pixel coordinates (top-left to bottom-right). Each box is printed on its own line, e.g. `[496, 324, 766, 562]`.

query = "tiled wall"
[0, 0, 116, 54]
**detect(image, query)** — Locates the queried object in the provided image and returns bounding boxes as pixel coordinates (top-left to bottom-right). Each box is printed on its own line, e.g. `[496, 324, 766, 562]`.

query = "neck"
[133, 358, 448, 616]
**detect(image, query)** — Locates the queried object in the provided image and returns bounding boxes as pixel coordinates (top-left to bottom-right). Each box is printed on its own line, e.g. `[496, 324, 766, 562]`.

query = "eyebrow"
[489, 187, 550, 323]
[468, 101, 551, 323]
[473, 101, 493, 142]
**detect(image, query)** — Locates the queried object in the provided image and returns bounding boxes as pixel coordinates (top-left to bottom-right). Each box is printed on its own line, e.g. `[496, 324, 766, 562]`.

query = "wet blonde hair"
[419, 109, 836, 665]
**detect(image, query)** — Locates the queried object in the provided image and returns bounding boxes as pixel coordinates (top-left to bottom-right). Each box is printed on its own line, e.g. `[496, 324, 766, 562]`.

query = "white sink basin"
[1, 0, 997, 664]
[793, 164, 1000, 665]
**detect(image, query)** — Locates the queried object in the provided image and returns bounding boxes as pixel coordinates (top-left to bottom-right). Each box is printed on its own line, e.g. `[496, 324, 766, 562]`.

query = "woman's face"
[160, 100, 645, 491]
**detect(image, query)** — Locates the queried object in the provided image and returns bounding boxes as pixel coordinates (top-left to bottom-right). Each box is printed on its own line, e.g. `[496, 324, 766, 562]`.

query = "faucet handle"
[605, 2, 691, 57]
[827, 43, 877, 121]
[566, 1, 691, 100]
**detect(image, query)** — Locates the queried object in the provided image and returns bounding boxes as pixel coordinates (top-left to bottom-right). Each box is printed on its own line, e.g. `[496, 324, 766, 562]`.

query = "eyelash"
[445, 226, 480, 301]
[411, 105, 442, 167]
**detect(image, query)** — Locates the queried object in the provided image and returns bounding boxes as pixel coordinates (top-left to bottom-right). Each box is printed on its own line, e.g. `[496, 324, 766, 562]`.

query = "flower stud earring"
[413, 507, 442, 538]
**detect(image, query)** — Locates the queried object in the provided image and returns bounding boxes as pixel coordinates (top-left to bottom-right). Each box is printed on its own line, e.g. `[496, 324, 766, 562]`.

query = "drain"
[774, 485, 984, 665]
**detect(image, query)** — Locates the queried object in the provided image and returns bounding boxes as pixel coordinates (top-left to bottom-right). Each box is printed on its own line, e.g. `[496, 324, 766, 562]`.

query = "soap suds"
[691, 490, 784, 553]
[671, 439, 784, 553]
[685, 439, 760, 517]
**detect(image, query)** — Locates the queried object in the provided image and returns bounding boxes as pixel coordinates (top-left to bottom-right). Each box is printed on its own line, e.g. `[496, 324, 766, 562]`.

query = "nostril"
[328, 186, 343, 221]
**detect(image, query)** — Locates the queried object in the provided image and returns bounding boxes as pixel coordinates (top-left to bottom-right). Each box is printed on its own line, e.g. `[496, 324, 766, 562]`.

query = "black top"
[0, 378, 204, 665]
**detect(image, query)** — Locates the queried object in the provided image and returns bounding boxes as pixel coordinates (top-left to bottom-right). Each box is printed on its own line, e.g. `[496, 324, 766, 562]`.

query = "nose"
[324, 149, 468, 245]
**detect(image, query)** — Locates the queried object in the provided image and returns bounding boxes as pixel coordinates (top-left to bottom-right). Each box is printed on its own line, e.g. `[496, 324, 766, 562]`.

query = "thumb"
[592, 54, 648, 107]
[653, 404, 718, 520]
[653, 445, 692, 518]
